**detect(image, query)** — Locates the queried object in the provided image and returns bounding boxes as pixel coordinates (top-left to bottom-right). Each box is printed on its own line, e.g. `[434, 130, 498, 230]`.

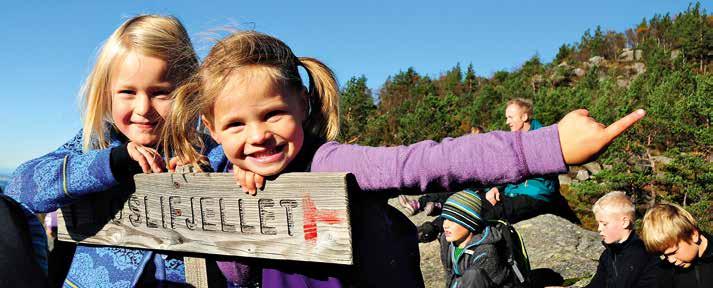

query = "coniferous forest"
[337, 3, 713, 231]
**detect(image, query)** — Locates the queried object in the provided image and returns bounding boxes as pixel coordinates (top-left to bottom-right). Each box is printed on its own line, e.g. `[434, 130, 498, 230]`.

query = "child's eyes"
[265, 110, 286, 122]
[227, 121, 245, 129]
[152, 90, 172, 98]
[116, 89, 171, 98]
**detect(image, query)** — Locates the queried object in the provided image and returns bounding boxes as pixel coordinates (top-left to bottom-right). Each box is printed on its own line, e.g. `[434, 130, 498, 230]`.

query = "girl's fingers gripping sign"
[232, 164, 265, 196]
[558, 109, 646, 165]
[127, 142, 165, 173]
[137, 146, 165, 173]
[168, 157, 183, 172]
[127, 142, 150, 173]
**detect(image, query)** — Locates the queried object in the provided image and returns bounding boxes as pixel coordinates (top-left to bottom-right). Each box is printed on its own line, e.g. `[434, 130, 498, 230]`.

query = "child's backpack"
[489, 219, 532, 288]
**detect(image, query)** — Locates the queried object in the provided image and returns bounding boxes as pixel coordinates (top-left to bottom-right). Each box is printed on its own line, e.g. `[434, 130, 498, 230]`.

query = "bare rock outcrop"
[515, 214, 603, 280]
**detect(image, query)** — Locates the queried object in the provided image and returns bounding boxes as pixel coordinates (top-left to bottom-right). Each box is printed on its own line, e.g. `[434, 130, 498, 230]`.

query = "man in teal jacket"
[501, 118, 555, 201]
[483, 98, 580, 223]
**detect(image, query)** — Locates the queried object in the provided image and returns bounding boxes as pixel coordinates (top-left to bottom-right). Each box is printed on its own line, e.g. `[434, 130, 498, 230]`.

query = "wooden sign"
[57, 172, 354, 265]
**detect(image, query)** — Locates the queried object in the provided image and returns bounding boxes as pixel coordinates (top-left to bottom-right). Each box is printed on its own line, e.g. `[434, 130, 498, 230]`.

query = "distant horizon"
[0, 168, 15, 176]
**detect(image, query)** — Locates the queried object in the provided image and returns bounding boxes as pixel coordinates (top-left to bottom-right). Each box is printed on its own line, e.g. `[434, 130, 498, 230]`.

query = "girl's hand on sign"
[167, 157, 182, 172]
[127, 142, 165, 173]
[557, 109, 645, 165]
[233, 164, 265, 196]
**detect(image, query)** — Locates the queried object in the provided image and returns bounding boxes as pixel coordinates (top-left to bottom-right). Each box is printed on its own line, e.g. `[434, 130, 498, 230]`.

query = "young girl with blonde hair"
[6, 15, 208, 287]
[167, 30, 645, 287]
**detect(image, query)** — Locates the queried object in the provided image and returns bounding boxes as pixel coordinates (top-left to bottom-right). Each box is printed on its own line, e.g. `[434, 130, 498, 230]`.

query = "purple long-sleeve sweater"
[219, 125, 566, 288]
[311, 125, 564, 191]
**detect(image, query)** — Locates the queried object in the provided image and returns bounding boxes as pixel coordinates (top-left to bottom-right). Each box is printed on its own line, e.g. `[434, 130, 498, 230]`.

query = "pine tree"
[464, 63, 478, 94]
[338, 76, 375, 144]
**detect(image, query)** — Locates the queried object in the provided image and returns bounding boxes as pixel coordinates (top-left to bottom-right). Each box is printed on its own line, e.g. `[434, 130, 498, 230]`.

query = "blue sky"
[0, 0, 709, 173]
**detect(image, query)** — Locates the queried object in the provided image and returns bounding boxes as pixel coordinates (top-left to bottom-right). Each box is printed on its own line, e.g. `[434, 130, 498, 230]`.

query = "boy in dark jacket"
[439, 190, 515, 288]
[585, 191, 659, 288]
[642, 203, 712, 288]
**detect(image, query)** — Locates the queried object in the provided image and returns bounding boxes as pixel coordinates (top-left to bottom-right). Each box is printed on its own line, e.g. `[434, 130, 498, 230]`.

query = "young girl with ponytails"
[5, 15, 217, 287]
[166, 30, 645, 287]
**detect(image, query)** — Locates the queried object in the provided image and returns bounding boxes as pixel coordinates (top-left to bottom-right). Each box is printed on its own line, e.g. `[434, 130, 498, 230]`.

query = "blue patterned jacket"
[6, 129, 225, 287]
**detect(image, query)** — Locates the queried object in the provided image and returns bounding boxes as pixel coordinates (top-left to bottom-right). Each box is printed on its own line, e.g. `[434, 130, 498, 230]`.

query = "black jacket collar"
[604, 231, 638, 254]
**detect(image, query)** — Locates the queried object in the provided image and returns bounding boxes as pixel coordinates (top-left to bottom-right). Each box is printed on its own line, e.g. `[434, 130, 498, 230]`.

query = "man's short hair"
[592, 191, 636, 221]
[641, 203, 699, 253]
[470, 125, 486, 134]
[506, 98, 533, 117]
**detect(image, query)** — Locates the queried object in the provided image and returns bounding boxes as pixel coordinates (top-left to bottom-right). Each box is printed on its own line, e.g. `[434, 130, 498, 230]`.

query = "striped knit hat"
[441, 189, 484, 232]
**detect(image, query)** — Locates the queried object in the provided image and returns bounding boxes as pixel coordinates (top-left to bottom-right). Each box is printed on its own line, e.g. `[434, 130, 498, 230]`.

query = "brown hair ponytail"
[299, 57, 340, 141]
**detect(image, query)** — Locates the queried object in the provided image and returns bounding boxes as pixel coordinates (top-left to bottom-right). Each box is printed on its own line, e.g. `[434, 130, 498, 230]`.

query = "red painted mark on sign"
[303, 194, 344, 242]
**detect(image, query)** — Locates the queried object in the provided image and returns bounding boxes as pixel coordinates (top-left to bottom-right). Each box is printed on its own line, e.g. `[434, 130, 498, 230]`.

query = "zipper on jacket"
[612, 252, 618, 279]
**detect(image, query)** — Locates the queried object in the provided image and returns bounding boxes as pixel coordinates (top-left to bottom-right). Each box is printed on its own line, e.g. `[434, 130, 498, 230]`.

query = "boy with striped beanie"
[439, 190, 516, 288]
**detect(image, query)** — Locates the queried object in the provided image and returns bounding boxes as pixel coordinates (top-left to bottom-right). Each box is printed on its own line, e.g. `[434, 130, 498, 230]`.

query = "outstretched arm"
[312, 125, 565, 193]
[312, 109, 644, 194]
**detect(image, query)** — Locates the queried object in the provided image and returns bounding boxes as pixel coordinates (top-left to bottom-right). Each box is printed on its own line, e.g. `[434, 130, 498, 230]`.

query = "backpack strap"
[511, 260, 526, 283]
[487, 219, 531, 285]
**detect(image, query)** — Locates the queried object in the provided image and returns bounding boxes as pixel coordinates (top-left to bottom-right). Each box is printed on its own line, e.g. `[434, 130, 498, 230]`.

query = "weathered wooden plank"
[57, 172, 353, 265]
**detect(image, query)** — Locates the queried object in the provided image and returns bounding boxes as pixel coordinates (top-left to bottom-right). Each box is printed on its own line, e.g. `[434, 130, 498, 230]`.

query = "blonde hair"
[642, 203, 699, 253]
[592, 191, 636, 221]
[166, 30, 340, 169]
[506, 98, 533, 118]
[80, 15, 198, 151]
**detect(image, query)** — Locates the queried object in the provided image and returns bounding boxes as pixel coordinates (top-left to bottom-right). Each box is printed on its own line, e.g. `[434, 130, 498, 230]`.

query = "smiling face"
[205, 67, 306, 176]
[595, 211, 631, 244]
[505, 104, 530, 132]
[111, 52, 173, 146]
